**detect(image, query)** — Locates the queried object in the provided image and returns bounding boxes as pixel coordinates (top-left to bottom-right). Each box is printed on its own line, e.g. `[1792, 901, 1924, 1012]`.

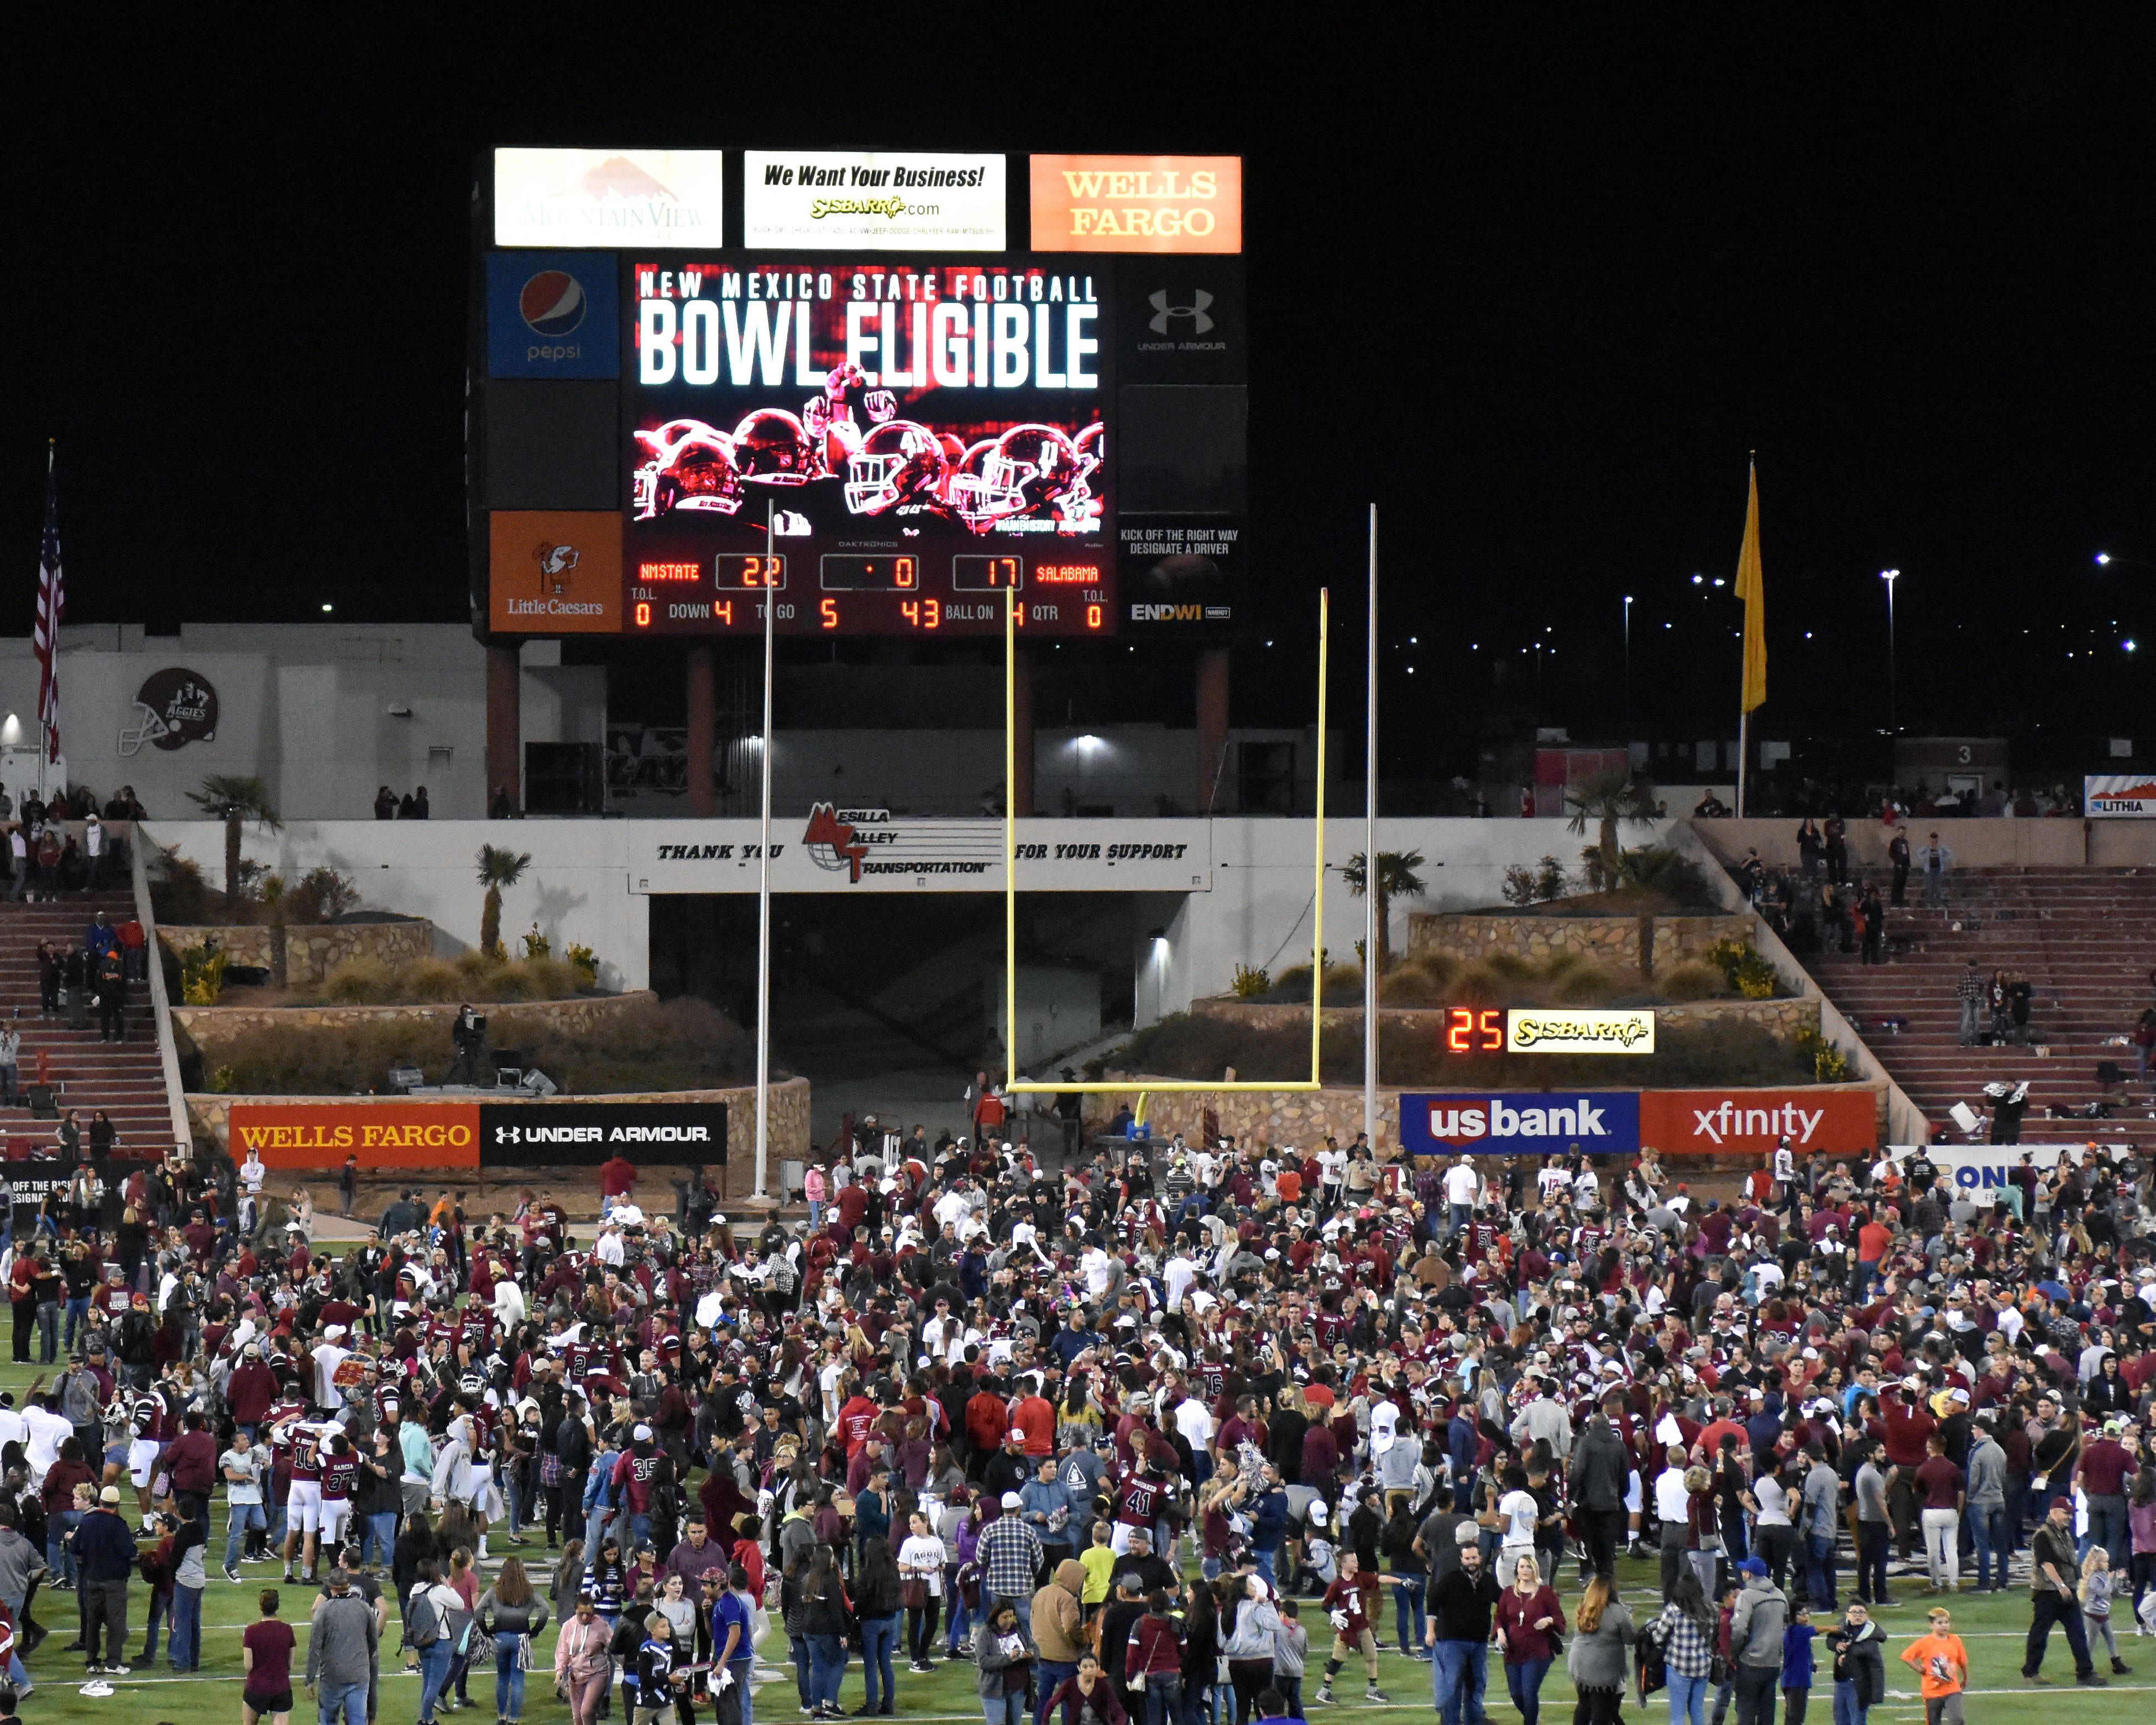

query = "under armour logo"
[1148, 289, 1215, 334]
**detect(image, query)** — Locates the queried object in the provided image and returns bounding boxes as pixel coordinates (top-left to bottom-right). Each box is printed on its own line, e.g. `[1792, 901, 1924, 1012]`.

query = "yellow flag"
[1736, 462, 1767, 713]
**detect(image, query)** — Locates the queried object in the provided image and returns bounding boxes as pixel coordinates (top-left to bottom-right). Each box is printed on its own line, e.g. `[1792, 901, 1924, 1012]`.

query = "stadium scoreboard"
[473, 151, 1245, 639]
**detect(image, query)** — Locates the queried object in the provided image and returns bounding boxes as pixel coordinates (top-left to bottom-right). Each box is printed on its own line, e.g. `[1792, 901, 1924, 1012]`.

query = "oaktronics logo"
[1148, 289, 1214, 334]
[520, 271, 587, 337]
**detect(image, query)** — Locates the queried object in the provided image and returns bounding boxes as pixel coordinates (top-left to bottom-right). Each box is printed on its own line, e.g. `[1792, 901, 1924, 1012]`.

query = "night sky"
[8, 14, 2153, 766]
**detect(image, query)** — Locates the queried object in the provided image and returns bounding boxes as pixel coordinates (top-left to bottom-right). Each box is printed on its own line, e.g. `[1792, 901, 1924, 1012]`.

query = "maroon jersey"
[320, 1450, 359, 1502]
[1114, 1471, 1165, 1529]
[289, 1420, 334, 1482]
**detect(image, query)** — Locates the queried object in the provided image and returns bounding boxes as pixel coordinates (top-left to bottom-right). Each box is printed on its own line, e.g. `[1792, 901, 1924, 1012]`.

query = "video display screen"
[623, 255, 1115, 636]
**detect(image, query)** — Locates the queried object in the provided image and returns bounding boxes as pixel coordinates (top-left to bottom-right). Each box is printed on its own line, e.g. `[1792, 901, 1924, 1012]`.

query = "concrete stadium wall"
[142, 814, 1663, 1017]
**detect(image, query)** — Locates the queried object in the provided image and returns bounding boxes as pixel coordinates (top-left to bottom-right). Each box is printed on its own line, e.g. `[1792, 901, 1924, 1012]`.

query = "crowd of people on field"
[0, 1125, 2137, 1725]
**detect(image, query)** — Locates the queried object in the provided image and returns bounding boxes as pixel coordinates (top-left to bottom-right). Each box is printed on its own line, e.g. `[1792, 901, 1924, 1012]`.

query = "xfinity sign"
[1400, 1091, 1639, 1156]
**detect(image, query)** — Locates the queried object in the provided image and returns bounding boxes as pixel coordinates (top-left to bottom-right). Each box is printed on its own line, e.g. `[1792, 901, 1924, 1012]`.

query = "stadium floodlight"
[1003, 584, 1331, 1103]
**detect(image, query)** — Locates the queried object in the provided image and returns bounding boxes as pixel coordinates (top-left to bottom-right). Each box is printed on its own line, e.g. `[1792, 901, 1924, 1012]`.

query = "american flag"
[34, 443, 61, 764]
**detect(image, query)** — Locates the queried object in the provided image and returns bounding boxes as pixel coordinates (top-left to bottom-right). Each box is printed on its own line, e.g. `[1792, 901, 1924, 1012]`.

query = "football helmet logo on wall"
[844, 421, 949, 516]
[732, 409, 815, 484]
[950, 424, 1101, 530]
[632, 419, 744, 519]
[119, 667, 218, 756]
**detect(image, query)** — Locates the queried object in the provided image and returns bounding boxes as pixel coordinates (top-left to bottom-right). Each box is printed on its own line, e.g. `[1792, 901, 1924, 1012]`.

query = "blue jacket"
[72, 1508, 137, 1583]
[1249, 1488, 1289, 1554]
[1019, 1477, 1074, 1541]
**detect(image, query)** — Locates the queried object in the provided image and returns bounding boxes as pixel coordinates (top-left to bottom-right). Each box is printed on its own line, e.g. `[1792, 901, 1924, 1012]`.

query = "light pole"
[1622, 595, 1634, 730]
[1880, 568, 1899, 733]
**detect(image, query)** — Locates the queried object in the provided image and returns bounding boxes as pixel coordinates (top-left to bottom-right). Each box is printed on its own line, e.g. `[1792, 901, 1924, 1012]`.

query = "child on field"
[1079, 1520, 1115, 1622]
[1781, 1603, 1815, 1725]
[1897, 1607, 1967, 1725]
[2082, 1545, 2131, 1674]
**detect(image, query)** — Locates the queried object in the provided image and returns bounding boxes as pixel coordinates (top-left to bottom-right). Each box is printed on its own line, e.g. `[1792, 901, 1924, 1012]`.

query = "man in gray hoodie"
[1965, 1417, 2010, 1593]
[1729, 1557, 1788, 1725]
[307, 1571, 380, 1725]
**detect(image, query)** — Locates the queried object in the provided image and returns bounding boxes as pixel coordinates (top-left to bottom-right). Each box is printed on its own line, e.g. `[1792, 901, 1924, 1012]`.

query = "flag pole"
[753, 500, 775, 1201]
[1363, 504, 1379, 1153]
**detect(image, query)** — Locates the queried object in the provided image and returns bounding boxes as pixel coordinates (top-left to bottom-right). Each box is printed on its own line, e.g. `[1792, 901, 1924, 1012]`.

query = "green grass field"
[0, 1341, 2134, 1725]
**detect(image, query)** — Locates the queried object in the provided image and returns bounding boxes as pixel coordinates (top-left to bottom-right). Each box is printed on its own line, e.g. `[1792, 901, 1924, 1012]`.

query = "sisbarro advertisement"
[744, 151, 1006, 250]
[1505, 1008, 1656, 1054]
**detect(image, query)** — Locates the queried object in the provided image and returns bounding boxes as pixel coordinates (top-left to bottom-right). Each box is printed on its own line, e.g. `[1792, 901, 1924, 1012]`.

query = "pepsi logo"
[520, 271, 587, 338]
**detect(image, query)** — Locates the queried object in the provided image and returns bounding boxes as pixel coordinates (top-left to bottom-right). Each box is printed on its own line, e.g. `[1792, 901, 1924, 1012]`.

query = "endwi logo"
[803, 803, 870, 882]
[1148, 289, 1213, 334]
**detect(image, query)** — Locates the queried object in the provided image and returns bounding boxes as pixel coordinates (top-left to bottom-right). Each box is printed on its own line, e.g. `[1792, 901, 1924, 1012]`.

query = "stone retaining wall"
[185, 1075, 810, 1199]
[174, 990, 654, 1050]
[1406, 912, 1754, 971]
[1190, 995, 1819, 1039]
[161, 919, 436, 985]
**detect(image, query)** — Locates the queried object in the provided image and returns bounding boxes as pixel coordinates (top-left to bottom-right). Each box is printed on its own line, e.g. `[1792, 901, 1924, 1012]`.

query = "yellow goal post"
[1002, 583, 1330, 1099]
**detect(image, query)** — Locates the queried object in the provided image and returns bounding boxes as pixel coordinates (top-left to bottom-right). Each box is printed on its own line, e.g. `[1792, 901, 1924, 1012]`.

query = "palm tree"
[185, 775, 280, 905]
[1343, 849, 1428, 974]
[1565, 769, 1661, 881]
[261, 874, 289, 990]
[476, 844, 531, 958]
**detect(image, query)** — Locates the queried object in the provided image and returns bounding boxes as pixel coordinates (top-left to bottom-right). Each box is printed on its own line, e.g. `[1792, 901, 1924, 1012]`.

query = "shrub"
[321, 958, 395, 1004]
[179, 944, 228, 1005]
[1229, 964, 1271, 1000]
[1500, 865, 1540, 907]
[1658, 960, 1728, 1001]
[522, 924, 551, 960]
[186, 994, 757, 1096]
[1552, 964, 1618, 1005]
[1708, 935, 1779, 999]
[566, 943, 599, 984]
[1796, 1026, 1851, 1083]
[1535, 854, 1567, 902]
[1119, 1012, 1810, 1089]
[285, 866, 361, 924]
[1616, 846, 1718, 909]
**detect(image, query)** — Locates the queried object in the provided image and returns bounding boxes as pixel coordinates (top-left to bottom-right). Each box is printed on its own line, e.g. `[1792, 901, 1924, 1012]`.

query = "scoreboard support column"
[685, 644, 716, 818]
[1196, 645, 1231, 813]
[1013, 644, 1035, 818]
[486, 641, 521, 814]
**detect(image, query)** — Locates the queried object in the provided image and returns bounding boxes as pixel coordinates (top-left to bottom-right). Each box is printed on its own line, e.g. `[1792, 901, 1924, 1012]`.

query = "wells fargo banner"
[228, 1101, 482, 1168]
[1640, 1088, 1878, 1157]
[1030, 155, 1242, 253]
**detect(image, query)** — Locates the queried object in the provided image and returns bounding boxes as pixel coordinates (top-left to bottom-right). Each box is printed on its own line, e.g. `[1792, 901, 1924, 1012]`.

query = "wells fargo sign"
[1030, 155, 1242, 253]
[229, 1102, 481, 1168]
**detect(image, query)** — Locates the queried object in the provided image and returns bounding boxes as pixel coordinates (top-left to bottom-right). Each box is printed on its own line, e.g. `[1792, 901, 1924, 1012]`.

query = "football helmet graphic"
[844, 420, 949, 516]
[632, 419, 744, 519]
[951, 424, 1100, 530]
[119, 667, 218, 757]
[732, 409, 815, 484]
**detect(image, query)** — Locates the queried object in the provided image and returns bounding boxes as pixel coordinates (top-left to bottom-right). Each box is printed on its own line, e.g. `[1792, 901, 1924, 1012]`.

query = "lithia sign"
[631, 811, 1210, 892]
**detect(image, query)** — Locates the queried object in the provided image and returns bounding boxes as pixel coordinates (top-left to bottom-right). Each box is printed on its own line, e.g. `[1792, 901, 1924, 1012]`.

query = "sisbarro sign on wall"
[1505, 1008, 1655, 1054]
[744, 151, 1006, 250]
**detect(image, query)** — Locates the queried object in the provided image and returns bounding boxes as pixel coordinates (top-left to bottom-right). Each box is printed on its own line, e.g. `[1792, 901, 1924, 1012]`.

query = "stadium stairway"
[1804, 865, 2156, 1149]
[0, 887, 174, 1156]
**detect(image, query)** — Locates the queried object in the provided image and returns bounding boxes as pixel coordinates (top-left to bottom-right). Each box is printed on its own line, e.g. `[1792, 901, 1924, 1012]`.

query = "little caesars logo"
[506, 540, 605, 618]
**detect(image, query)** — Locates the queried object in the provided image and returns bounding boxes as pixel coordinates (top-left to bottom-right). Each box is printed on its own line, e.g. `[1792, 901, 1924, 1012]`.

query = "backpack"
[405, 1586, 442, 1650]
